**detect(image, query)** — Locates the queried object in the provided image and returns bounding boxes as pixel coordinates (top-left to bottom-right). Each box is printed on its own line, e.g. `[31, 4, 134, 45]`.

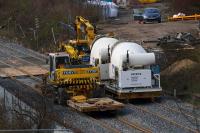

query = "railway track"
[0, 41, 125, 133]
[0, 60, 121, 133]
[87, 115, 121, 133]
[154, 101, 200, 122]
[0, 39, 145, 133]
[0, 39, 199, 133]
[127, 104, 199, 133]
[0, 39, 47, 63]
[158, 98, 200, 120]
[117, 117, 152, 133]
[89, 111, 151, 133]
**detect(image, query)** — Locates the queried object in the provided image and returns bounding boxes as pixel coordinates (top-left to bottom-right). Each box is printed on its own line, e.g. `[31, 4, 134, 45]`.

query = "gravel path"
[160, 97, 200, 119]
[0, 38, 199, 133]
[99, 118, 140, 133]
[136, 102, 199, 131]
[119, 105, 193, 133]
[90, 112, 141, 133]
[0, 39, 46, 65]
[0, 78, 117, 133]
[0, 39, 118, 133]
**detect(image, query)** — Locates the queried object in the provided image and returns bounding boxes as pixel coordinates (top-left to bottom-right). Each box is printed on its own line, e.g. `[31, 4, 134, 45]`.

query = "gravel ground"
[0, 39, 46, 65]
[0, 49, 33, 67]
[99, 118, 140, 133]
[0, 31, 199, 132]
[16, 77, 41, 88]
[0, 78, 116, 133]
[55, 106, 114, 133]
[136, 102, 199, 131]
[118, 105, 192, 133]
[0, 39, 118, 133]
[90, 112, 141, 133]
[160, 97, 200, 119]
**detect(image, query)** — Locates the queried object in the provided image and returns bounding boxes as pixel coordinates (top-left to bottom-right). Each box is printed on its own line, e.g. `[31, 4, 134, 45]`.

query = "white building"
[87, 0, 119, 18]
[115, 0, 129, 8]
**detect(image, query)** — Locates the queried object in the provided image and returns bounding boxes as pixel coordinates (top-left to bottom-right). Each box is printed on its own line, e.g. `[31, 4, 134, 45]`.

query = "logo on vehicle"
[63, 71, 75, 75]
[88, 70, 97, 73]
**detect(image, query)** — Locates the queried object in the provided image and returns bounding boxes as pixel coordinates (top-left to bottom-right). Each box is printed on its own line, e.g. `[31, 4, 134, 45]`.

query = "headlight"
[143, 15, 148, 19]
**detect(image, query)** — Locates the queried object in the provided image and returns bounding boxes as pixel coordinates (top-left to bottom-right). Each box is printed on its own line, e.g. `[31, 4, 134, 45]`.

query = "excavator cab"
[49, 52, 70, 80]
[43, 53, 124, 112]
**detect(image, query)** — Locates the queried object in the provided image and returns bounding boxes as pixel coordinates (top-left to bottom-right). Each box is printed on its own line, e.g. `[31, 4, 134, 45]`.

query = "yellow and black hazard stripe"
[58, 77, 99, 86]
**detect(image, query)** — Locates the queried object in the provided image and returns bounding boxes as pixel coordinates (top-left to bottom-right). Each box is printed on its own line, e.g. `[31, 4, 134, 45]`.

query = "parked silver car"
[133, 7, 161, 23]
[142, 8, 161, 23]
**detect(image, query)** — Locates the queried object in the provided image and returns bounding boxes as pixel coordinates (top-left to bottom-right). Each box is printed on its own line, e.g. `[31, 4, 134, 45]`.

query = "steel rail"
[117, 117, 152, 133]
[154, 102, 200, 121]
[0, 40, 46, 62]
[0, 47, 120, 133]
[127, 104, 198, 133]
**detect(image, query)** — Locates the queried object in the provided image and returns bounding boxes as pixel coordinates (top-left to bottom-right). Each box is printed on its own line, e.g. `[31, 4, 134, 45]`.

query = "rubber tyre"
[158, 18, 161, 23]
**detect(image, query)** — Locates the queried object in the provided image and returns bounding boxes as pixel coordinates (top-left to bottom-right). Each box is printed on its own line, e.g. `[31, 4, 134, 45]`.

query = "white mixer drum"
[90, 37, 118, 65]
[110, 42, 155, 68]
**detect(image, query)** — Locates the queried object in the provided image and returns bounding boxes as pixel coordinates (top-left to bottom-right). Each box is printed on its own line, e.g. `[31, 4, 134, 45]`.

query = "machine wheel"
[92, 84, 105, 98]
[41, 86, 47, 95]
[158, 18, 161, 23]
[54, 87, 68, 105]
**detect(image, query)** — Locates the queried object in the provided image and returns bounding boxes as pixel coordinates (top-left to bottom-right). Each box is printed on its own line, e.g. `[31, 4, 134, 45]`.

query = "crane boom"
[75, 16, 95, 47]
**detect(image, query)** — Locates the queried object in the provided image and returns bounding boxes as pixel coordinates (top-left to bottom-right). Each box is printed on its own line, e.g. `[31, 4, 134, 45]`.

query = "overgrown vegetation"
[0, 96, 54, 130]
[159, 1, 200, 104]
[160, 42, 200, 104]
[0, 0, 103, 52]
[167, 0, 200, 15]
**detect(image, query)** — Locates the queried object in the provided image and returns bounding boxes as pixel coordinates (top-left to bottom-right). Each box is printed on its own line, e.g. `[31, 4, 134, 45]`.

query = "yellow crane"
[42, 52, 123, 112]
[42, 17, 124, 112]
[74, 16, 96, 47]
[59, 16, 96, 62]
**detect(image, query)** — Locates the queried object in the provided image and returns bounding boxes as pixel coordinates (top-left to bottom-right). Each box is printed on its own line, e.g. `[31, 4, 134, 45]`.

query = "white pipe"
[129, 53, 155, 66]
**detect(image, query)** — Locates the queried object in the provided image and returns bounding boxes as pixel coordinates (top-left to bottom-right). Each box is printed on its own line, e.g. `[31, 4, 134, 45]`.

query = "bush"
[0, 0, 103, 52]
[168, 0, 200, 14]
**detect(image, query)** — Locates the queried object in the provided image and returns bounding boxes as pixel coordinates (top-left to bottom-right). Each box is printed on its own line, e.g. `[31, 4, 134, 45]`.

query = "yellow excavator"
[42, 52, 123, 112]
[42, 17, 123, 112]
[59, 16, 96, 63]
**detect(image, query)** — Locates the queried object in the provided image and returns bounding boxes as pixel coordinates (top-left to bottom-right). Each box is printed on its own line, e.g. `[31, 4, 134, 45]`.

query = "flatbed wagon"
[67, 97, 124, 112]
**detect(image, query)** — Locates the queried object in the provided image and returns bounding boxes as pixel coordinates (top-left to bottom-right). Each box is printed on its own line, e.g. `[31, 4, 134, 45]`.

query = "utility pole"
[7, 17, 12, 33]
[198, 20, 200, 38]
[51, 27, 56, 45]
[35, 17, 40, 50]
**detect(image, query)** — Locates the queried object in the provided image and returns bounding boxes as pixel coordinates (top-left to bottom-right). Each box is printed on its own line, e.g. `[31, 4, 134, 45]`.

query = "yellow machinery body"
[43, 52, 124, 112]
[138, 0, 159, 4]
[45, 52, 100, 100]
[59, 16, 95, 61]
[42, 17, 125, 112]
[60, 43, 79, 59]
[51, 66, 100, 97]
[53, 16, 98, 98]
[168, 14, 200, 21]
[74, 16, 95, 46]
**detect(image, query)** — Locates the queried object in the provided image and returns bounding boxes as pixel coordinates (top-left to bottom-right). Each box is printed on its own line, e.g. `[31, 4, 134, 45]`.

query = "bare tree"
[11, 96, 54, 130]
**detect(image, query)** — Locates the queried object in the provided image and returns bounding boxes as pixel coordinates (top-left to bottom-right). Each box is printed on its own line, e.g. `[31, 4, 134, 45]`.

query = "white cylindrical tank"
[90, 37, 118, 65]
[90, 38, 155, 80]
[110, 42, 155, 69]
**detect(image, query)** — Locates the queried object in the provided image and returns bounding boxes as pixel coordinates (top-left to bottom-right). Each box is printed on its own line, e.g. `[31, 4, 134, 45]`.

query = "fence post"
[4, 87, 5, 108]
[173, 89, 176, 98]
[51, 27, 56, 45]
